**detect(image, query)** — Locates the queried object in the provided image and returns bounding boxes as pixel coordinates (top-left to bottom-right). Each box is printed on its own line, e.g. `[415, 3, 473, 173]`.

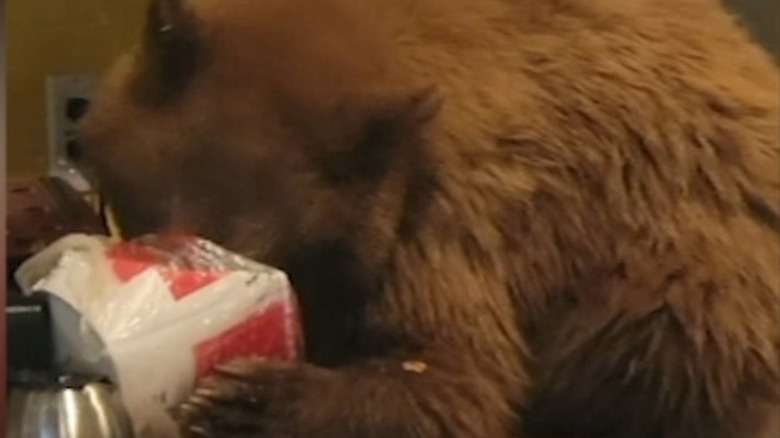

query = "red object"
[108, 236, 228, 300]
[194, 302, 299, 378]
[105, 234, 304, 379]
[7, 177, 106, 261]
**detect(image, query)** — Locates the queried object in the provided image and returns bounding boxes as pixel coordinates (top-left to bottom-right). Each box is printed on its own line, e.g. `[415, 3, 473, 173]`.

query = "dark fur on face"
[79, 0, 780, 437]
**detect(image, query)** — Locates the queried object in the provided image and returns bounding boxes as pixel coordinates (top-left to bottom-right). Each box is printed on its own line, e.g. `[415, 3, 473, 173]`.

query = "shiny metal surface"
[7, 381, 134, 438]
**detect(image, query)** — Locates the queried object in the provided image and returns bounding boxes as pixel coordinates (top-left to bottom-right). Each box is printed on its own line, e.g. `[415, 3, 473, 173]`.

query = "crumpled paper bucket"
[15, 233, 303, 437]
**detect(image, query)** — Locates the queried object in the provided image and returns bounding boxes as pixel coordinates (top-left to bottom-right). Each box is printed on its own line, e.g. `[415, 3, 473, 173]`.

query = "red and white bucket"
[15, 234, 303, 437]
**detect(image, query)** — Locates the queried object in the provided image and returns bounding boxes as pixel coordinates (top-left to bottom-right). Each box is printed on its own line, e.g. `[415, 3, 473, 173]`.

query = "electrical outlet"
[46, 73, 97, 192]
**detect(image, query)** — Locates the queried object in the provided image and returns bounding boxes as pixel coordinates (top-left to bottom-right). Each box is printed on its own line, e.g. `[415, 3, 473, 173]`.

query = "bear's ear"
[134, 0, 203, 105]
[321, 87, 442, 183]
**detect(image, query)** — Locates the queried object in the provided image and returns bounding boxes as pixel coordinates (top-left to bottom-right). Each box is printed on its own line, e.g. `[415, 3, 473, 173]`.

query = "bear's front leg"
[176, 352, 516, 438]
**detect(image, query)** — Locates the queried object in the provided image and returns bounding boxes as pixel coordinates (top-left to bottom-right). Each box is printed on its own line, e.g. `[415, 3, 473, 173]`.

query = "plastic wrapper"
[15, 233, 303, 437]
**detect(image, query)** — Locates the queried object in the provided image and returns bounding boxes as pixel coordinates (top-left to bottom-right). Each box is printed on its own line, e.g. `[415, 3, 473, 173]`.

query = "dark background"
[726, 0, 780, 59]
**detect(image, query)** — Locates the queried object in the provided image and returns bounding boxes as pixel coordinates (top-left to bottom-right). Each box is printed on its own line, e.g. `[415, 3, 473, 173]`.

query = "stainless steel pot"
[7, 375, 134, 438]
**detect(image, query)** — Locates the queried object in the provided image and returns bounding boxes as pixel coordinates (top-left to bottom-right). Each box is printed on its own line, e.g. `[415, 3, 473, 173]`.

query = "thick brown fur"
[79, 0, 780, 437]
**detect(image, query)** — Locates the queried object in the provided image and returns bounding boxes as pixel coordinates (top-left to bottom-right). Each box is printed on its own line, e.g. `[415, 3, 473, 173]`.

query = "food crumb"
[401, 361, 428, 373]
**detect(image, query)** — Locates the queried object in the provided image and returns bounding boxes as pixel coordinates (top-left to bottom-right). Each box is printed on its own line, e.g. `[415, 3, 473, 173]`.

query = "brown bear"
[78, 0, 780, 437]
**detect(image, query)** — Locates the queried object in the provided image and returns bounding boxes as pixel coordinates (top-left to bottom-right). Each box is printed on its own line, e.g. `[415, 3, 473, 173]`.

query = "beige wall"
[6, 0, 145, 179]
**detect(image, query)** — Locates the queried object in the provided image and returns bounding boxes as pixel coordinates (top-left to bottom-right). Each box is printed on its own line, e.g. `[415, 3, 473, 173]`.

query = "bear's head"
[79, 0, 441, 271]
